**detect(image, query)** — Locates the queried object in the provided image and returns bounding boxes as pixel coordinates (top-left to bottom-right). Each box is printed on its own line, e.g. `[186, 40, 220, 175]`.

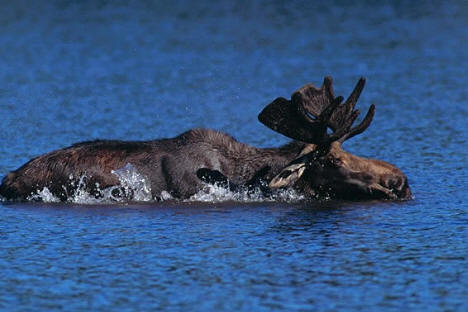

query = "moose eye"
[326, 155, 343, 168]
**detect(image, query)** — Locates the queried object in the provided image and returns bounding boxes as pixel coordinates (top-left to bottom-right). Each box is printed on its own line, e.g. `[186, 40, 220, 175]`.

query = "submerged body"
[0, 77, 412, 202]
[0, 128, 410, 201]
[0, 129, 302, 201]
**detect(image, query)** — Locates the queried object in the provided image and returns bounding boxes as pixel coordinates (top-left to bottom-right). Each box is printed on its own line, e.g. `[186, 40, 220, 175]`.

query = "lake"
[0, 1, 467, 311]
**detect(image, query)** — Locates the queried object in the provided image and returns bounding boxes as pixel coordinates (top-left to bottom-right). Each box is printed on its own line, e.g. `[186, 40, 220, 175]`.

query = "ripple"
[1, 1, 468, 311]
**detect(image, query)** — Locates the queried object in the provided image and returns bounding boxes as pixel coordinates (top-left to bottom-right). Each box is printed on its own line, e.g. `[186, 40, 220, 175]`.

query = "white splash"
[159, 190, 173, 201]
[188, 183, 305, 203]
[110, 163, 152, 202]
[28, 164, 154, 204]
[27, 187, 60, 202]
[26, 164, 306, 204]
[68, 174, 100, 204]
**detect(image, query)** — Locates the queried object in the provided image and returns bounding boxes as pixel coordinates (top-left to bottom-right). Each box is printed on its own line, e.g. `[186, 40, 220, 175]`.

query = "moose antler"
[258, 76, 375, 145]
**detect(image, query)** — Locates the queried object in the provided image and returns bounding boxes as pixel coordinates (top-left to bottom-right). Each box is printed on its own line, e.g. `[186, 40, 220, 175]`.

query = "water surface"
[1, 1, 467, 311]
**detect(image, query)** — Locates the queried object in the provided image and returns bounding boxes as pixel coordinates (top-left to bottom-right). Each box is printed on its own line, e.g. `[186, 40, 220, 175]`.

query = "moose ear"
[258, 97, 311, 142]
[258, 97, 296, 134]
[258, 97, 327, 143]
[269, 163, 306, 189]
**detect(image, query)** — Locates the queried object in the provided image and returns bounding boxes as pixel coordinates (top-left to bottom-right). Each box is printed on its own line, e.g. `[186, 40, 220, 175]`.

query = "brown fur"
[0, 129, 305, 200]
[0, 76, 412, 202]
[293, 142, 411, 199]
[0, 128, 411, 201]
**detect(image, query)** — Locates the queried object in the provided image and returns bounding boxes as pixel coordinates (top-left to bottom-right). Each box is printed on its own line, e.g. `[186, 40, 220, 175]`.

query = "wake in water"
[9, 163, 306, 204]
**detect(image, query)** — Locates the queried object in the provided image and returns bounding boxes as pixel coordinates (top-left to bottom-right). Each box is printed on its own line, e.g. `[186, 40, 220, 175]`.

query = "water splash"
[24, 164, 306, 204]
[188, 183, 305, 203]
[27, 187, 60, 202]
[68, 174, 101, 204]
[110, 163, 152, 201]
[27, 164, 154, 204]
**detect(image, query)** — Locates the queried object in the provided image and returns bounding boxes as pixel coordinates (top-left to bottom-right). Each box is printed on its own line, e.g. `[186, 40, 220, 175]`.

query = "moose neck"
[248, 141, 308, 179]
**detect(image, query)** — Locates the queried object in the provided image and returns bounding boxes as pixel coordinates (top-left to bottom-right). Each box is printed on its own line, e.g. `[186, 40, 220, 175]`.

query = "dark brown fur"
[297, 142, 411, 200]
[0, 77, 412, 202]
[0, 129, 304, 201]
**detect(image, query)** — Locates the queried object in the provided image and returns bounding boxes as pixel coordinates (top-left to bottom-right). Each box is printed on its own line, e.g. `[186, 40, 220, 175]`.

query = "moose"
[0, 77, 411, 202]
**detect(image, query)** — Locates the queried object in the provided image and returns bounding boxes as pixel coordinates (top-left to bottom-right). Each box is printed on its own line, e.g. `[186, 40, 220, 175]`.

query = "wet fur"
[1, 76, 412, 202]
[0, 129, 304, 200]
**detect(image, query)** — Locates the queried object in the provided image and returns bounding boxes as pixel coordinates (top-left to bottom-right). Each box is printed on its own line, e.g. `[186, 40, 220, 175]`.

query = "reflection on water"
[1, 1, 467, 311]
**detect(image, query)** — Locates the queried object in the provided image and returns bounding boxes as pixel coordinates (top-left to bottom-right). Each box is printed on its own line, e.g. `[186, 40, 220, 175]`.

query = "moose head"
[259, 77, 411, 200]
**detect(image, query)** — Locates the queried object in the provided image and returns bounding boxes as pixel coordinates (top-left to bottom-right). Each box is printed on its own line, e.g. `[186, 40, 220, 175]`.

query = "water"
[1, 1, 467, 310]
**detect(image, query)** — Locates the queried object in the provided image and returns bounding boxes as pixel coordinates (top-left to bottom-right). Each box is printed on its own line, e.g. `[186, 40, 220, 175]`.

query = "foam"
[24, 163, 305, 204]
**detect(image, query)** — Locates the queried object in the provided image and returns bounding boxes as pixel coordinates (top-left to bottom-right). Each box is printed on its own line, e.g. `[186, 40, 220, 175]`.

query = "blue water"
[1, 1, 467, 311]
